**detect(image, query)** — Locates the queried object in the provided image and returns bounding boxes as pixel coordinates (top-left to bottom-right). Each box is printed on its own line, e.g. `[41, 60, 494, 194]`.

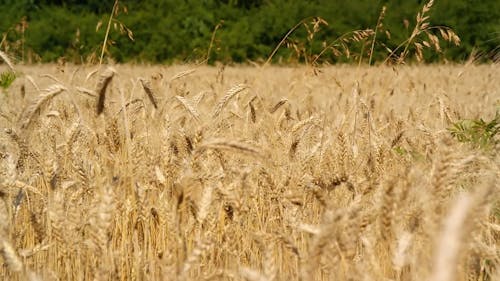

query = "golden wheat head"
[95, 67, 116, 115]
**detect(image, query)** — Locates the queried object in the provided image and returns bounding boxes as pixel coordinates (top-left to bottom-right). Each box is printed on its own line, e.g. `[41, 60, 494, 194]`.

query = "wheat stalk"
[99, 0, 119, 65]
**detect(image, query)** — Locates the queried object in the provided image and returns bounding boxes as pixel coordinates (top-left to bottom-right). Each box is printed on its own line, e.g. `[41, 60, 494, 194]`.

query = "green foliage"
[0, 71, 16, 90]
[449, 111, 500, 149]
[0, 0, 498, 63]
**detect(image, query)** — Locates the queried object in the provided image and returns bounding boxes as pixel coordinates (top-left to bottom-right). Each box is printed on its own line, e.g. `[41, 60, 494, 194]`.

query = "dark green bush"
[0, 0, 498, 64]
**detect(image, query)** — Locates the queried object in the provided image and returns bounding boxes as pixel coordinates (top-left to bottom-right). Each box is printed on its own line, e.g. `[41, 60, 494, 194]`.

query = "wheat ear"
[169, 69, 196, 82]
[213, 84, 248, 118]
[75, 86, 97, 98]
[0, 239, 24, 272]
[95, 67, 116, 115]
[139, 78, 158, 109]
[175, 95, 200, 121]
[269, 98, 288, 113]
[24, 75, 40, 91]
[20, 84, 66, 129]
[180, 238, 212, 281]
[429, 193, 473, 281]
[195, 138, 262, 158]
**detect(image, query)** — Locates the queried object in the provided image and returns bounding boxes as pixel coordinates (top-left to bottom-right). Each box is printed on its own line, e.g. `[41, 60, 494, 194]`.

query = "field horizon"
[0, 63, 499, 280]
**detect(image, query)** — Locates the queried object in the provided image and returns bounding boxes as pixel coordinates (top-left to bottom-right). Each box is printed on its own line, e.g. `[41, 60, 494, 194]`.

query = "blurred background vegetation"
[0, 0, 499, 64]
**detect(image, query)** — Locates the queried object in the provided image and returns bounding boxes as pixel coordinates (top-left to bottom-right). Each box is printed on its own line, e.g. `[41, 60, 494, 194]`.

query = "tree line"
[0, 0, 499, 64]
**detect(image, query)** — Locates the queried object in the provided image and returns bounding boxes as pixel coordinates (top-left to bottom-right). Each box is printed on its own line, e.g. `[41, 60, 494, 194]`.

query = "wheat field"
[0, 64, 499, 281]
